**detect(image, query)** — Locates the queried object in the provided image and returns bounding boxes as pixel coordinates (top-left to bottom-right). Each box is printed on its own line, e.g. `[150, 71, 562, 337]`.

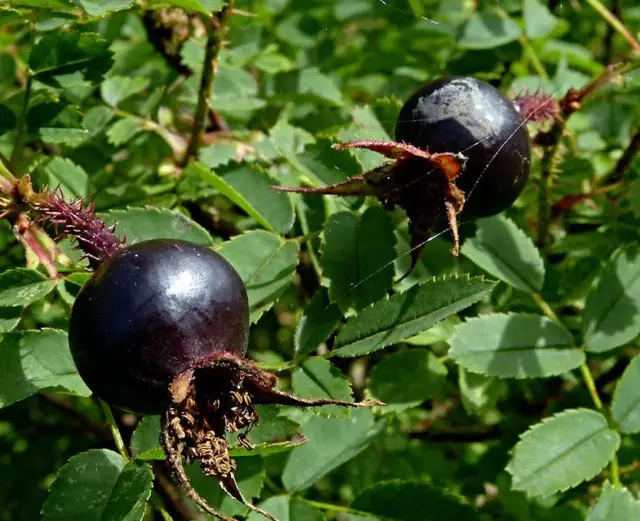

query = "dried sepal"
[271, 139, 468, 275]
[160, 353, 382, 520]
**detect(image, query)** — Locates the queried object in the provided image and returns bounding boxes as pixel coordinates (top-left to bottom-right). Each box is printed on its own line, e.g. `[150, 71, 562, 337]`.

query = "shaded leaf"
[282, 409, 384, 491]
[77, 0, 133, 17]
[131, 416, 165, 461]
[459, 368, 506, 417]
[322, 208, 396, 312]
[103, 207, 214, 245]
[147, 0, 223, 15]
[351, 481, 481, 521]
[369, 349, 447, 406]
[586, 481, 640, 521]
[239, 405, 301, 448]
[192, 162, 295, 234]
[459, 8, 522, 49]
[583, 247, 640, 353]
[187, 457, 264, 519]
[274, 67, 344, 106]
[42, 157, 89, 199]
[0, 105, 16, 133]
[0, 8, 23, 28]
[40, 127, 89, 146]
[506, 409, 620, 497]
[101, 76, 150, 107]
[611, 354, 640, 433]
[295, 139, 362, 188]
[42, 449, 153, 521]
[295, 288, 342, 356]
[106, 117, 143, 146]
[292, 357, 353, 416]
[449, 313, 583, 378]
[29, 32, 113, 87]
[334, 275, 496, 357]
[0, 268, 57, 307]
[0, 329, 91, 408]
[461, 216, 544, 293]
[0, 306, 22, 333]
[217, 231, 298, 322]
[523, 0, 558, 39]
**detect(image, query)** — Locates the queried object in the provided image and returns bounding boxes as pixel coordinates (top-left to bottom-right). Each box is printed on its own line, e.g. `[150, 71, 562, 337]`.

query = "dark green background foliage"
[1, 1, 640, 520]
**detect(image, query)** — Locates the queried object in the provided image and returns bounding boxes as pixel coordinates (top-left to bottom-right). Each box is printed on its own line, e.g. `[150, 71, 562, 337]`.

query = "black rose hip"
[272, 76, 532, 271]
[68, 239, 380, 521]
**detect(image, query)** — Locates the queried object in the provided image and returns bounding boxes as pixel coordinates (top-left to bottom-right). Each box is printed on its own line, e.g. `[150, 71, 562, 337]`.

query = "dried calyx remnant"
[274, 140, 468, 272]
[159, 355, 381, 521]
[273, 77, 535, 273]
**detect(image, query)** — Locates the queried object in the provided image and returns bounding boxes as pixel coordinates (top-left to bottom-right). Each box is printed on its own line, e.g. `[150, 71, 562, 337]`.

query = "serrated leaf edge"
[506, 408, 620, 497]
[448, 311, 582, 380]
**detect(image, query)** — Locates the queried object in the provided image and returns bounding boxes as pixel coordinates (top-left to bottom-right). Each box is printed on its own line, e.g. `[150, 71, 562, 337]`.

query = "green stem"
[99, 399, 130, 460]
[301, 499, 363, 516]
[519, 37, 549, 80]
[579, 363, 604, 411]
[579, 362, 621, 487]
[530, 291, 560, 322]
[584, 0, 640, 54]
[296, 230, 321, 244]
[180, 2, 234, 166]
[151, 495, 175, 521]
[9, 73, 33, 175]
[608, 454, 622, 487]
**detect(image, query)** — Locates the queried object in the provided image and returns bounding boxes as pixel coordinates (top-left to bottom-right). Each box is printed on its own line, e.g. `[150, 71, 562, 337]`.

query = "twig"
[180, 2, 234, 166]
[550, 182, 622, 217]
[585, 0, 640, 54]
[535, 63, 631, 250]
[603, 0, 623, 63]
[600, 128, 640, 185]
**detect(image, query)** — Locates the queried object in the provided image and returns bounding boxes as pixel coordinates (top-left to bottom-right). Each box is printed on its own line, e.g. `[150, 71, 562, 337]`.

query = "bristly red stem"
[29, 189, 126, 269]
[510, 89, 559, 124]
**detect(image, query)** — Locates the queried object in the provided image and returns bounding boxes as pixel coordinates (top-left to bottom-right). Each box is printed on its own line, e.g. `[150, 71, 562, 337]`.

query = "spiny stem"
[99, 399, 130, 460]
[181, 1, 234, 166]
[9, 73, 32, 174]
[534, 62, 634, 250]
[585, 0, 640, 54]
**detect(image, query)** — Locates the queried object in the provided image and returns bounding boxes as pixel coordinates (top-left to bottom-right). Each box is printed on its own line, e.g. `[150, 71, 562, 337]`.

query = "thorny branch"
[535, 62, 636, 250]
[180, 2, 235, 166]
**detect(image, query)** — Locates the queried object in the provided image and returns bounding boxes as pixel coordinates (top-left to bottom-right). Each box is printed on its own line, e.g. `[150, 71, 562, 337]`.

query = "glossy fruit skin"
[394, 76, 531, 218]
[69, 239, 249, 414]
